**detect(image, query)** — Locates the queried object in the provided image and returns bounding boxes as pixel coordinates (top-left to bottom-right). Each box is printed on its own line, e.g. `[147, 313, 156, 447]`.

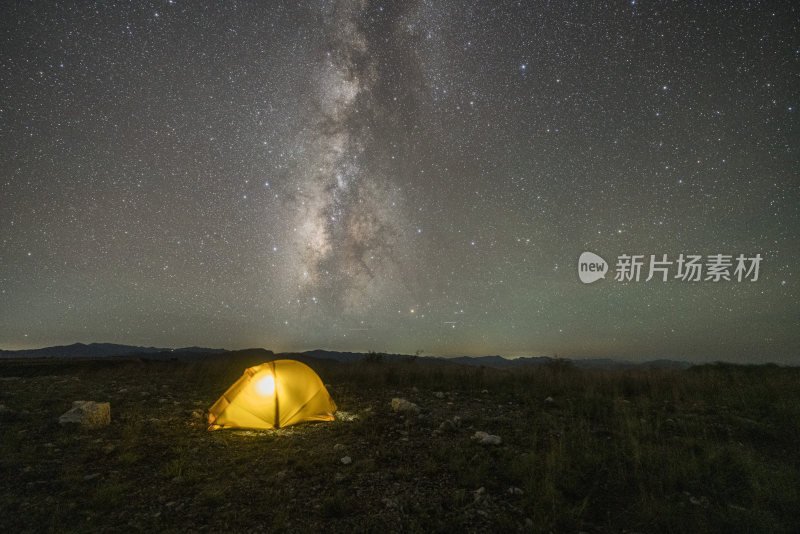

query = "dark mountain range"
[0, 343, 227, 360]
[0, 343, 692, 369]
[301, 350, 692, 369]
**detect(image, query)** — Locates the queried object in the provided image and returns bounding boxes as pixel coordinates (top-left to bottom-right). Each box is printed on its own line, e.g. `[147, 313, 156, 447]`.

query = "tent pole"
[271, 361, 280, 429]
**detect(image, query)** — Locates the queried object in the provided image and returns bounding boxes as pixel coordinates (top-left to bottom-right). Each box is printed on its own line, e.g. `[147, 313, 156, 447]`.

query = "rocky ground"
[1, 355, 798, 533]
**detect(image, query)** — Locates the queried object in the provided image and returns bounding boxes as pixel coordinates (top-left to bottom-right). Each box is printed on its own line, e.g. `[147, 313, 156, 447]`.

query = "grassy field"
[1, 352, 798, 533]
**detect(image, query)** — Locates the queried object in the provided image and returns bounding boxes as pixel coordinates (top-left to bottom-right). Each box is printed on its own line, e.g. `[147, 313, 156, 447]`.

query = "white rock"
[472, 431, 502, 445]
[391, 398, 420, 415]
[340, 456, 352, 465]
[544, 396, 554, 403]
[58, 401, 110, 429]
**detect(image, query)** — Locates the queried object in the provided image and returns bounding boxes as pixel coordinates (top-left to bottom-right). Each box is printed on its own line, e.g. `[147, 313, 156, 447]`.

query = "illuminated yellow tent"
[208, 360, 336, 430]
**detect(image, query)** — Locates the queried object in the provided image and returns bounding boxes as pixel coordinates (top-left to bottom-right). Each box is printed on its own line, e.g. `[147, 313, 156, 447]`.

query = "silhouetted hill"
[302, 349, 423, 363]
[0, 342, 227, 360]
[301, 350, 692, 369]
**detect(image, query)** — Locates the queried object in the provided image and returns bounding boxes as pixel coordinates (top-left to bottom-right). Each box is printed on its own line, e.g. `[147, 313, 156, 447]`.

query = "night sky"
[1, 1, 797, 363]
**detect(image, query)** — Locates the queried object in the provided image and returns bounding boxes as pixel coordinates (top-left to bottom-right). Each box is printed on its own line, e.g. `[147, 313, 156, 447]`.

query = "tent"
[208, 359, 337, 430]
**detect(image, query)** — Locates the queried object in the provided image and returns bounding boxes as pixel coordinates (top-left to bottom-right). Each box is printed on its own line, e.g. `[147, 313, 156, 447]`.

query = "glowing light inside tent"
[255, 374, 275, 396]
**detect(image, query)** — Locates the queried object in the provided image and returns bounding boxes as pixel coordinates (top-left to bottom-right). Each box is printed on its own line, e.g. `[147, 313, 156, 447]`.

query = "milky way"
[289, 1, 410, 315]
[0, 1, 797, 362]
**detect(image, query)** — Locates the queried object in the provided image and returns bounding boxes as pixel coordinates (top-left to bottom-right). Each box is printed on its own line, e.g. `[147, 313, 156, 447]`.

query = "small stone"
[191, 411, 203, 419]
[391, 398, 420, 415]
[472, 431, 502, 445]
[340, 456, 352, 465]
[333, 443, 346, 451]
[508, 486, 524, 495]
[544, 396, 554, 403]
[481, 389, 489, 394]
[434, 391, 445, 399]
[83, 473, 101, 481]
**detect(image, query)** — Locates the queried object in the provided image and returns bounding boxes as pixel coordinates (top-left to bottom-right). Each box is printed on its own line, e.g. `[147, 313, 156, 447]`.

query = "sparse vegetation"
[1, 355, 798, 533]
[363, 351, 385, 364]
